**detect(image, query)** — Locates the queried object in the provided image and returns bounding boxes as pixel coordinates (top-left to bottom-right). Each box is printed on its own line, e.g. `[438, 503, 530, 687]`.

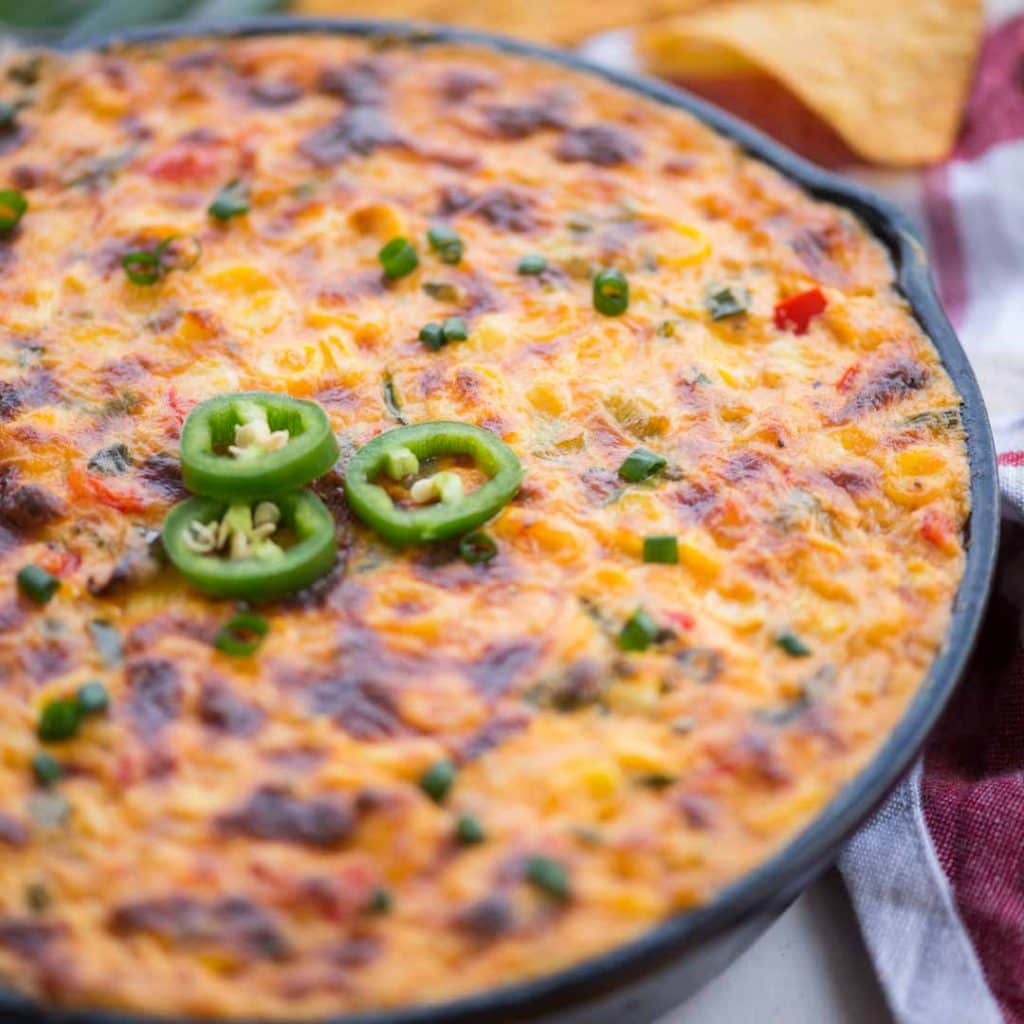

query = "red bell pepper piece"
[68, 464, 149, 514]
[145, 144, 220, 184]
[774, 287, 827, 335]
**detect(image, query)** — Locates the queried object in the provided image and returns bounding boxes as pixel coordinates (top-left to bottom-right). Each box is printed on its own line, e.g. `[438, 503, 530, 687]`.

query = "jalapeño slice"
[162, 491, 337, 601]
[344, 421, 523, 545]
[180, 392, 339, 502]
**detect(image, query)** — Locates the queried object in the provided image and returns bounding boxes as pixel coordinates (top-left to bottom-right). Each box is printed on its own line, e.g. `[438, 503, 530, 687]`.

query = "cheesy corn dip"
[0, 32, 969, 1020]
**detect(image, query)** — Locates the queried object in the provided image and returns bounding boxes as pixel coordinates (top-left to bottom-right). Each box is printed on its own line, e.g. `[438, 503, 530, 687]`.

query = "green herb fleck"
[459, 532, 497, 565]
[37, 700, 81, 743]
[17, 565, 59, 605]
[0, 189, 27, 233]
[367, 886, 392, 914]
[427, 223, 463, 265]
[524, 855, 571, 901]
[208, 179, 250, 221]
[517, 253, 547, 275]
[419, 760, 456, 803]
[31, 752, 62, 787]
[706, 286, 750, 321]
[442, 316, 468, 342]
[775, 630, 812, 658]
[618, 608, 659, 653]
[455, 814, 485, 845]
[76, 681, 109, 716]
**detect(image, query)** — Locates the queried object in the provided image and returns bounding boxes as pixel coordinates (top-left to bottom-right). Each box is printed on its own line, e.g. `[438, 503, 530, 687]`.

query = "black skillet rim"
[6, 16, 1000, 1024]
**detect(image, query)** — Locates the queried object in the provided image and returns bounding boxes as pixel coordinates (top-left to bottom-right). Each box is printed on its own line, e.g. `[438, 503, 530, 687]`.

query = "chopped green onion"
[427, 223, 463, 265]
[384, 446, 419, 480]
[776, 630, 812, 657]
[76, 681, 109, 715]
[459, 532, 497, 565]
[524, 855, 570, 901]
[706, 286, 750, 321]
[419, 322, 445, 351]
[643, 535, 679, 564]
[442, 316, 468, 342]
[517, 253, 547, 275]
[122, 236, 201, 286]
[379, 236, 419, 280]
[618, 447, 666, 484]
[367, 886, 392, 914]
[37, 700, 81, 743]
[618, 608, 659, 652]
[214, 613, 269, 657]
[455, 814, 485, 845]
[419, 760, 456, 803]
[208, 179, 250, 221]
[31, 752, 62, 787]
[0, 189, 27, 233]
[122, 249, 161, 286]
[17, 565, 60, 605]
[593, 268, 629, 316]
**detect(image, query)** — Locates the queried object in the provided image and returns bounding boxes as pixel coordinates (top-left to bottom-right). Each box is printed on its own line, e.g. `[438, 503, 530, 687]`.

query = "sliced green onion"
[593, 268, 629, 316]
[379, 236, 419, 280]
[618, 447, 666, 484]
[517, 253, 547, 275]
[419, 322, 445, 351]
[643, 535, 679, 564]
[214, 612, 269, 657]
[459, 532, 497, 565]
[76, 681, 109, 715]
[37, 700, 81, 743]
[0, 189, 27, 233]
[618, 608, 659, 652]
[775, 630, 812, 657]
[706, 286, 750, 321]
[442, 316, 468, 343]
[208, 179, 250, 221]
[419, 760, 456, 803]
[16, 565, 60, 605]
[122, 248, 162, 286]
[427, 223, 463, 265]
[31, 752, 63, 787]
[524, 855, 570, 901]
[455, 814, 485, 845]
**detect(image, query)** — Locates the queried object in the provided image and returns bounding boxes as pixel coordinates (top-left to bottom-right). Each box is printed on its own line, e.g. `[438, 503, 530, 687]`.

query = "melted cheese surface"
[0, 35, 968, 1019]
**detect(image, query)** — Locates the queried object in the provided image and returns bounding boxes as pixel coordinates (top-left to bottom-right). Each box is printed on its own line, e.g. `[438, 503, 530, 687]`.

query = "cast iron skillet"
[7, 16, 999, 1024]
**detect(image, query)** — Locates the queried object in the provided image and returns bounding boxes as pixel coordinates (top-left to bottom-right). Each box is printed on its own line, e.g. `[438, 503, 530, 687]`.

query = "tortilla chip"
[641, 0, 983, 165]
[294, 0, 712, 46]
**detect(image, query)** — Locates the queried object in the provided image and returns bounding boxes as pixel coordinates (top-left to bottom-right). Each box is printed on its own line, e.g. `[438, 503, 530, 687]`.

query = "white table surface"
[657, 870, 894, 1024]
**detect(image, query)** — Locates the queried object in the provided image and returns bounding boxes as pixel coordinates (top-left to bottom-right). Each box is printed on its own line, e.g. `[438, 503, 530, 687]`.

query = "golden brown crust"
[0, 36, 967, 1019]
